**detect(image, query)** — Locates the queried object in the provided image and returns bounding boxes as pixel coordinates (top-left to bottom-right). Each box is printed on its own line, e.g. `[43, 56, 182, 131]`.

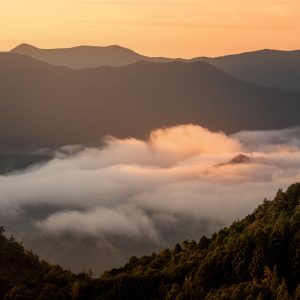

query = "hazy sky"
[1, 0, 300, 57]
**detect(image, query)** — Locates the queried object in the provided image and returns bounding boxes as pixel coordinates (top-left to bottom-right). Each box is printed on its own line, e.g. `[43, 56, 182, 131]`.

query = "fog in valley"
[0, 124, 299, 274]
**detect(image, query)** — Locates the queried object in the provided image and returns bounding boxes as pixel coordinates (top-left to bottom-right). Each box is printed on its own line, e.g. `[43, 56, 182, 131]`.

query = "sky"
[1, 0, 300, 57]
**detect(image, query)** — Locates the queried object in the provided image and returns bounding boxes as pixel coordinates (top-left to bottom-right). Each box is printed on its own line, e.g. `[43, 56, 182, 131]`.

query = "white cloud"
[1, 124, 299, 272]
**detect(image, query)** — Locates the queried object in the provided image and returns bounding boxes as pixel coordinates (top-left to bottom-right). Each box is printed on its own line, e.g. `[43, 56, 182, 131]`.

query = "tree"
[271, 265, 279, 292]
[256, 292, 264, 300]
[276, 279, 290, 300]
[293, 284, 300, 300]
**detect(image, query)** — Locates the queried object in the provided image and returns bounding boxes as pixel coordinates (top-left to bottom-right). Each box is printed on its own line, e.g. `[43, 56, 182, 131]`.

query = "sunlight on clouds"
[1, 124, 300, 272]
[149, 125, 241, 158]
[0, 124, 299, 238]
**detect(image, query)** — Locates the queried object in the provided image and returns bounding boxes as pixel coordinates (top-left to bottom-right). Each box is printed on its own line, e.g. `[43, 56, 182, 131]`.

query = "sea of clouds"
[1, 124, 300, 273]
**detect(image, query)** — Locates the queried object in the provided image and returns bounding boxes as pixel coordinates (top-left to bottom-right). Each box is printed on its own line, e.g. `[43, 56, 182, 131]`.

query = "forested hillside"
[0, 183, 299, 299]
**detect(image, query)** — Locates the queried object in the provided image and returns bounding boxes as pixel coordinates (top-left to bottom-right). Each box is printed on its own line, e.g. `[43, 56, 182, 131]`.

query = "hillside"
[0, 183, 299, 299]
[10, 44, 171, 69]
[1, 53, 300, 149]
[0, 151, 52, 174]
[10, 45, 300, 92]
[0, 226, 77, 299]
[198, 49, 300, 91]
[88, 183, 300, 299]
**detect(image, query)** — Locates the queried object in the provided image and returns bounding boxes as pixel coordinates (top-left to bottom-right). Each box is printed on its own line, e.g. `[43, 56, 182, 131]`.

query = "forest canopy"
[0, 183, 299, 299]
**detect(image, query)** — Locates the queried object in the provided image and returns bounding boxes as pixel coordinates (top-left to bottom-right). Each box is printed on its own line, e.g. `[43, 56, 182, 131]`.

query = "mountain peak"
[215, 154, 252, 168]
[8, 43, 169, 69]
[228, 153, 251, 164]
[10, 43, 38, 53]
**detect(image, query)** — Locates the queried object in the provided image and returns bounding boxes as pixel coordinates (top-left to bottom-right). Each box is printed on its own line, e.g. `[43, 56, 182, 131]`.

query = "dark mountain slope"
[80, 183, 300, 299]
[0, 183, 299, 299]
[10, 44, 171, 69]
[0, 226, 77, 299]
[0, 53, 300, 149]
[197, 49, 300, 91]
[11, 45, 300, 92]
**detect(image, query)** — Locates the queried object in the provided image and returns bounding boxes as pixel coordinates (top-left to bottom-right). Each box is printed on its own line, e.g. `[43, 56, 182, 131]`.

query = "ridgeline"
[0, 183, 299, 299]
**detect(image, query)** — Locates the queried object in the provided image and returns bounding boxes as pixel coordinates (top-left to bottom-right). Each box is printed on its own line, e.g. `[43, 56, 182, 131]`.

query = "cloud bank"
[1, 124, 299, 273]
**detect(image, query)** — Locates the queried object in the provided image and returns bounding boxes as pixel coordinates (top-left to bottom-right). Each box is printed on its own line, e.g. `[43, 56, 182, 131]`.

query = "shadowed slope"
[11, 45, 300, 92]
[197, 49, 300, 91]
[0, 53, 300, 149]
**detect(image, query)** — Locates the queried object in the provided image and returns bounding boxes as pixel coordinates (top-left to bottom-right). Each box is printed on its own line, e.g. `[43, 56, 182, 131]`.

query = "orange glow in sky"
[1, 0, 300, 57]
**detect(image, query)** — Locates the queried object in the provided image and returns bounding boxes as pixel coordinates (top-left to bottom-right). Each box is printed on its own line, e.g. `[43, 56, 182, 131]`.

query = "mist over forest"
[1, 124, 299, 273]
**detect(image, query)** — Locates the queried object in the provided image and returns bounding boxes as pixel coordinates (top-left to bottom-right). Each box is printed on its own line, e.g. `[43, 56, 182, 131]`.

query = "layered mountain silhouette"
[197, 49, 300, 91]
[10, 43, 171, 69]
[10, 44, 300, 91]
[1, 52, 300, 149]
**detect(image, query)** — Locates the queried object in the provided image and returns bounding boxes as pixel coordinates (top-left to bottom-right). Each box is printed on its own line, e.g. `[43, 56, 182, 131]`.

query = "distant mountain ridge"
[0, 52, 300, 149]
[10, 43, 171, 69]
[197, 49, 300, 91]
[10, 44, 300, 91]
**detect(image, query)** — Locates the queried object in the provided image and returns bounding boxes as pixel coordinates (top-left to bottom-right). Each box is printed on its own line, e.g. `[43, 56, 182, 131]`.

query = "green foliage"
[0, 183, 300, 299]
